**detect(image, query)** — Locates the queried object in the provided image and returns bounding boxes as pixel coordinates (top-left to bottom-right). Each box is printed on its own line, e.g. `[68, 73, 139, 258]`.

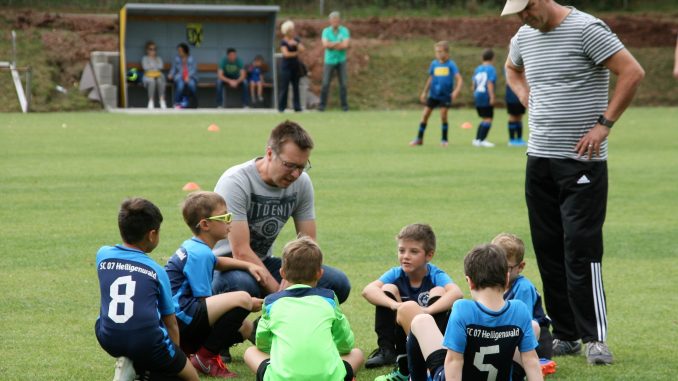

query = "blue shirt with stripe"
[379, 263, 453, 306]
[165, 237, 216, 325]
[95, 245, 175, 357]
[428, 59, 460, 101]
[444, 299, 538, 380]
[472, 64, 497, 107]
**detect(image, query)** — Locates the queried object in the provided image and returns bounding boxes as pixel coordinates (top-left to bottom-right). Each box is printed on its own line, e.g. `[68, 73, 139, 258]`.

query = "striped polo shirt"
[509, 8, 624, 161]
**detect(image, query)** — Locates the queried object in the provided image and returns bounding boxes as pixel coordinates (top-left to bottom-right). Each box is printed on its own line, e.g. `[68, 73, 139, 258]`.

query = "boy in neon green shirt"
[244, 237, 363, 381]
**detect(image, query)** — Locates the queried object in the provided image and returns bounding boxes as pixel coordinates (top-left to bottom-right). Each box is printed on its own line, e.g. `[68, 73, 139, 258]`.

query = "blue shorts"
[426, 97, 451, 109]
[431, 365, 445, 381]
[507, 102, 526, 116]
[95, 320, 187, 376]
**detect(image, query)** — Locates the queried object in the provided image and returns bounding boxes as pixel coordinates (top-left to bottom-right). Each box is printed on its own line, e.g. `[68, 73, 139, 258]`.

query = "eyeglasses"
[195, 213, 232, 229]
[277, 155, 312, 173]
[507, 263, 520, 271]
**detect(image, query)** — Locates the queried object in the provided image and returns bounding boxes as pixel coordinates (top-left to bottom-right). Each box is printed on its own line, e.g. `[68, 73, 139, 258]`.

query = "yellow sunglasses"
[196, 213, 232, 228]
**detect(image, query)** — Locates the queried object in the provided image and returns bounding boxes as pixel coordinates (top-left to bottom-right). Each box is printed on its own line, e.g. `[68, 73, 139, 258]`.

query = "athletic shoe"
[552, 339, 581, 356]
[147, 100, 154, 110]
[540, 358, 557, 376]
[113, 356, 135, 381]
[190, 353, 237, 378]
[373, 368, 408, 381]
[365, 347, 396, 368]
[479, 140, 495, 147]
[509, 138, 527, 147]
[472, 139, 482, 147]
[585, 341, 613, 365]
[159, 99, 167, 110]
[441, 140, 449, 147]
[409, 139, 423, 147]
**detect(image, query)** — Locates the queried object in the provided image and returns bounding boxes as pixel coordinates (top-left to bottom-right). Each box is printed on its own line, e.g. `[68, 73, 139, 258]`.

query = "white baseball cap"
[501, 0, 529, 16]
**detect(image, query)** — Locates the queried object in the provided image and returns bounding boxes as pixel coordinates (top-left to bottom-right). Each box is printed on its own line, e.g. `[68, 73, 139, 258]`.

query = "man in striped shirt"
[502, 0, 644, 366]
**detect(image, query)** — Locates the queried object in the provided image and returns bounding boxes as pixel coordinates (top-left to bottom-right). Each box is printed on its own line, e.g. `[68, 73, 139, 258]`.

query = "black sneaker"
[552, 339, 582, 356]
[220, 347, 232, 364]
[365, 347, 397, 368]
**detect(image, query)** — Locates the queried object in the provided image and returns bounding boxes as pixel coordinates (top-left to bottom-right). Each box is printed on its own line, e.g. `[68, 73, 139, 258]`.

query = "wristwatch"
[597, 115, 615, 128]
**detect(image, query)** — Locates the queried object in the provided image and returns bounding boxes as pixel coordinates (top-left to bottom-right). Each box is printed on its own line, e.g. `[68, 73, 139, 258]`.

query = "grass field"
[1, 108, 677, 380]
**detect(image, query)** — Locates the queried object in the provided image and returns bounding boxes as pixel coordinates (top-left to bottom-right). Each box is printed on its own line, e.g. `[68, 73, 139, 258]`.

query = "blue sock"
[508, 122, 520, 140]
[476, 121, 491, 141]
[515, 121, 523, 139]
[441, 123, 449, 141]
[417, 122, 427, 140]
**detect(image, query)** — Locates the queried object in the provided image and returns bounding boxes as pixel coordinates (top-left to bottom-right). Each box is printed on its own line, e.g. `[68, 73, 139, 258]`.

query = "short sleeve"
[378, 267, 400, 284]
[582, 20, 625, 65]
[514, 301, 539, 352]
[321, 27, 330, 40]
[428, 62, 435, 76]
[431, 267, 453, 287]
[215, 173, 249, 221]
[218, 56, 226, 70]
[489, 67, 498, 83]
[442, 299, 468, 353]
[512, 281, 538, 321]
[185, 248, 215, 298]
[450, 61, 460, 76]
[292, 174, 315, 221]
[156, 267, 175, 316]
[509, 34, 523, 68]
[342, 26, 350, 39]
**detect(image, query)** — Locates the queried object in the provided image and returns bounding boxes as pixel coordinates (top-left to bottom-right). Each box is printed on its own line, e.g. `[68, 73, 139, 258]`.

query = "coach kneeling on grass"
[211, 121, 351, 304]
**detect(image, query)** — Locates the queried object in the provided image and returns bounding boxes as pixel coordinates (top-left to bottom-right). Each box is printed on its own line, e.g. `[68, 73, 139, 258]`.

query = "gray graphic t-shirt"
[213, 158, 315, 259]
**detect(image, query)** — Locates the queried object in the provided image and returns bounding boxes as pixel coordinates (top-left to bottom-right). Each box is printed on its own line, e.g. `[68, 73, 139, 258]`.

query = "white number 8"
[473, 344, 499, 381]
[108, 275, 136, 323]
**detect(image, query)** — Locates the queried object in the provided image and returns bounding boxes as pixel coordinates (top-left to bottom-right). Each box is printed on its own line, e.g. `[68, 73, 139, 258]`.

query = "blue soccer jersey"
[443, 299, 537, 381]
[165, 237, 217, 325]
[504, 275, 549, 326]
[473, 64, 497, 107]
[95, 245, 176, 357]
[379, 263, 454, 306]
[428, 59, 459, 101]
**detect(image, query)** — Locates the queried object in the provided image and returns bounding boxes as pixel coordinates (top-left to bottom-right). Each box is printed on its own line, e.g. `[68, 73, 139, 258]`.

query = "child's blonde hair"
[491, 233, 525, 263]
[435, 40, 450, 52]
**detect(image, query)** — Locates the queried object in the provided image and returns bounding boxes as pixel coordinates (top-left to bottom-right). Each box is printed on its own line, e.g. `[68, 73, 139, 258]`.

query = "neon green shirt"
[256, 284, 354, 381]
[322, 25, 350, 65]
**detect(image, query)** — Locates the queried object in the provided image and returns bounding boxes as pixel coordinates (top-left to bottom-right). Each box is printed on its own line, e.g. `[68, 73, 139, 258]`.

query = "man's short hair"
[177, 43, 190, 55]
[281, 236, 323, 284]
[464, 244, 508, 290]
[482, 48, 495, 61]
[227, 48, 236, 55]
[268, 120, 314, 154]
[329, 11, 341, 20]
[435, 40, 450, 52]
[396, 223, 436, 254]
[118, 198, 163, 244]
[491, 233, 525, 263]
[182, 191, 226, 235]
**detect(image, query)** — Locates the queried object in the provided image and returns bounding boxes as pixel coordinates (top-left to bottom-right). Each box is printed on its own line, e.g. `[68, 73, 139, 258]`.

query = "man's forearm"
[233, 249, 279, 292]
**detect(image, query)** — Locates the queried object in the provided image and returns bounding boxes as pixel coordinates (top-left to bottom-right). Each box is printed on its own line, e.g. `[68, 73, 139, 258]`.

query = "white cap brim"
[501, 0, 529, 16]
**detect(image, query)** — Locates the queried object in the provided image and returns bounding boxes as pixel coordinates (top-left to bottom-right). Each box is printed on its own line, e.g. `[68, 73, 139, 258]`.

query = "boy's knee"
[396, 300, 421, 317]
[233, 291, 253, 309]
[410, 313, 435, 334]
[532, 320, 540, 339]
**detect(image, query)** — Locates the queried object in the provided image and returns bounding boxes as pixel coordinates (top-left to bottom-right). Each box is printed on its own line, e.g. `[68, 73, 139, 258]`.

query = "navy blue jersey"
[95, 245, 176, 357]
[504, 275, 549, 326]
[443, 299, 537, 381]
[473, 64, 497, 107]
[379, 264, 453, 306]
[165, 237, 216, 325]
[428, 59, 460, 101]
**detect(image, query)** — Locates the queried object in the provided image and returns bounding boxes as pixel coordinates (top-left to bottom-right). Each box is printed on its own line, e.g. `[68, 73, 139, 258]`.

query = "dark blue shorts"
[178, 298, 211, 355]
[507, 102, 526, 116]
[256, 359, 354, 381]
[476, 106, 494, 118]
[95, 320, 187, 376]
[431, 365, 445, 381]
[426, 97, 452, 109]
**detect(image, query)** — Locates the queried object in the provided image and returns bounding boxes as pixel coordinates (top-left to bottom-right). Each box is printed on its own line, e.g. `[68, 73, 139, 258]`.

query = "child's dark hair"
[396, 223, 436, 253]
[182, 191, 226, 235]
[118, 198, 163, 244]
[177, 42, 190, 55]
[464, 244, 508, 289]
[281, 236, 323, 284]
[482, 48, 494, 61]
[268, 120, 314, 155]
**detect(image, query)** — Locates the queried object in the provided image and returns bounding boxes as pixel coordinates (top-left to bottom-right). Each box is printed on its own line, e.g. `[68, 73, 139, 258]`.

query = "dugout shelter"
[119, 3, 279, 108]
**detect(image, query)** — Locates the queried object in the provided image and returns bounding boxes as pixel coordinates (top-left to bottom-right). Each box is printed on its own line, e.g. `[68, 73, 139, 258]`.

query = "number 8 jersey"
[443, 299, 537, 381]
[95, 245, 175, 357]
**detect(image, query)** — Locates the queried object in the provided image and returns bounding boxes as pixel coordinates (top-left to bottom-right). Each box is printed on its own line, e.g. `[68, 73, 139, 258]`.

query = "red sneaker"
[190, 352, 237, 378]
[409, 139, 423, 146]
[540, 358, 557, 376]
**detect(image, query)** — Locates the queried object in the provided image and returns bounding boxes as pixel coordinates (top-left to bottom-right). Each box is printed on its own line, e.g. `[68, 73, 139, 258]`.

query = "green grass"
[0, 108, 677, 380]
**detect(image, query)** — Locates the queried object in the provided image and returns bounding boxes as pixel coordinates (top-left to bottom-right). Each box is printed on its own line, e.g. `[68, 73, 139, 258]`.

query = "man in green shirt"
[243, 237, 363, 381]
[216, 48, 249, 108]
[319, 11, 351, 111]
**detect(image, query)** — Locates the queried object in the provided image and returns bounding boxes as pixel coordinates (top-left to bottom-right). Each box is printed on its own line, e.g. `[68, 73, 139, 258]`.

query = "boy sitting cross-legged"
[396, 244, 543, 381]
[165, 191, 267, 378]
[244, 236, 364, 381]
[361, 223, 463, 380]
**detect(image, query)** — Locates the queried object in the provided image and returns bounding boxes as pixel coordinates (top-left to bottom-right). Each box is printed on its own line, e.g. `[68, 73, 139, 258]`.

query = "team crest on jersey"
[186, 23, 203, 47]
[434, 66, 450, 76]
[417, 291, 430, 306]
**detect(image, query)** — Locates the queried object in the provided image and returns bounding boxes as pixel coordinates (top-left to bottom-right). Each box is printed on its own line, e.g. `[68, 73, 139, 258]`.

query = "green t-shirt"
[219, 56, 243, 79]
[256, 284, 354, 381]
[322, 25, 350, 65]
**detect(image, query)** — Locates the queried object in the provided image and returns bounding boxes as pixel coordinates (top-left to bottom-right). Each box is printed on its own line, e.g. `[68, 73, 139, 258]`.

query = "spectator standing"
[278, 20, 305, 112]
[319, 11, 350, 112]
